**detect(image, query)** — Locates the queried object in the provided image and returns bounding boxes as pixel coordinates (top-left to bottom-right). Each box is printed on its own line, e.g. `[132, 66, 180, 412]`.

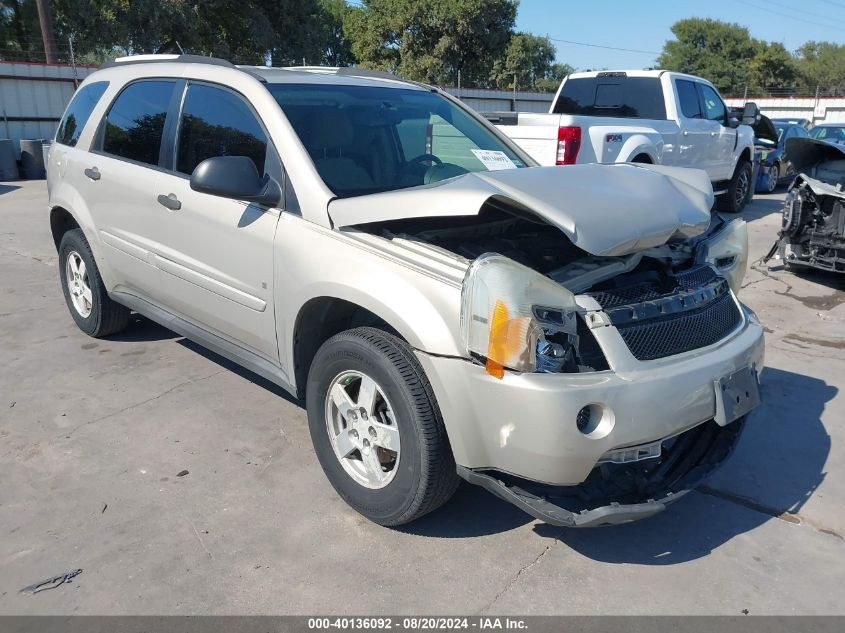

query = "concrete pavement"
[0, 181, 843, 614]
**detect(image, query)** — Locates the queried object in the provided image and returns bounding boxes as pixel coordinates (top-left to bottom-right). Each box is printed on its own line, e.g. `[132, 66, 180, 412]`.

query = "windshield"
[267, 83, 526, 198]
[811, 126, 845, 142]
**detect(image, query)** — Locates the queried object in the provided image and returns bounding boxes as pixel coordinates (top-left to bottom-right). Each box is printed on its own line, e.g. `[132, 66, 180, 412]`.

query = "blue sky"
[515, 0, 845, 70]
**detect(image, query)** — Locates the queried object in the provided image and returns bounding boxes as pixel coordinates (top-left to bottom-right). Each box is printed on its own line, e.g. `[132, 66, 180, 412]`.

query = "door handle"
[157, 193, 181, 211]
[84, 167, 100, 181]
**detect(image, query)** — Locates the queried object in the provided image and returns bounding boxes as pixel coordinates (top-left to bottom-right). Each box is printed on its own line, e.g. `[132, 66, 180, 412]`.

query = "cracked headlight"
[699, 218, 748, 295]
[461, 254, 578, 378]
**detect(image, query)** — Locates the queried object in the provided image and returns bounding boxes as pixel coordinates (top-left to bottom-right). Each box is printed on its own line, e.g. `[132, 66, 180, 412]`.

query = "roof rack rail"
[335, 66, 434, 91]
[99, 54, 236, 71]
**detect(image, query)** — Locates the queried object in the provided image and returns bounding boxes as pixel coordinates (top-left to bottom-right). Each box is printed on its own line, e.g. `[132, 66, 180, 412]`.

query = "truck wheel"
[59, 228, 130, 337]
[717, 161, 753, 213]
[306, 327, 460, 526]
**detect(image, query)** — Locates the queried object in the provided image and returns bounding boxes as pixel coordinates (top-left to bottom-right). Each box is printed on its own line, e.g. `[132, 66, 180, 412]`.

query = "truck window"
[552, 76, 666, 119]
[101, 80, 177, 166]
[699, 84, 727, 124]
[676, 80, 702, 119]
[55, 81, 109, 147]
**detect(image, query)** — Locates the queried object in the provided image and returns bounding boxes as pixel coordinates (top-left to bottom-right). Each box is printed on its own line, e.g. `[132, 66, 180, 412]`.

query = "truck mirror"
[741, 102, 760, 126]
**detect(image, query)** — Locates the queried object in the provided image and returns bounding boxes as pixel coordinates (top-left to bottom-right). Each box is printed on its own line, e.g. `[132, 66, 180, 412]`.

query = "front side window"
[268, 83, 525, 198]
[176, 83, 268, 175]
[699, 84, 727, 124]
[102, 80, 177, 166]
[56, 81, 109, 147]
[676, 80, 702, 119]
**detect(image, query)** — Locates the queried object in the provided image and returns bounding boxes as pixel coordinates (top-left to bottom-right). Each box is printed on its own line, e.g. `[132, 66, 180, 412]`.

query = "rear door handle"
[84, 167, 100, 181]
[157, 193, 181, 211]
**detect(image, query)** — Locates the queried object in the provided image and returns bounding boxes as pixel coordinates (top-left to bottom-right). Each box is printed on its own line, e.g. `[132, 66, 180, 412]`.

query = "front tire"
[717, 160, 753, 213]
[306, 327, 460, 526]
[58, 228, 130, 337]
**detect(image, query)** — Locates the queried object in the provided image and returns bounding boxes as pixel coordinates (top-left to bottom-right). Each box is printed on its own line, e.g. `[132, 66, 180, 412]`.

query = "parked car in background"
[754, 119, 810, 193]
[771, 117, 812, 131]
[769, 137, 845, 273]
[47, 55, 763, 529]
[810, 123, 845, 148]
[486, 70, 759, 212]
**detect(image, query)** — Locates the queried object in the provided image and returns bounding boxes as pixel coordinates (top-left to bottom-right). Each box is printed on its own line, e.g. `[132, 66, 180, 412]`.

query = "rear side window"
[676, 80, 702, 119]
[56, 81, 109, 147]
[176, 83, 268, 175]
[553, 76, 666, 119]
[102, 80, 177, 166]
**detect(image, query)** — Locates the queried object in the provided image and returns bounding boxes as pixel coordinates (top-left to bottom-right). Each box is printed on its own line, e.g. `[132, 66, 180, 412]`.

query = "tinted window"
[176, 84, 268, 175]
[56, 81, 109, 147]
[102, 80, 176, 165]
[676, 80, 702, 119]
[268, 84, 525, 198]
[553, 76, 666, 119]
[699, 84, 727, 123]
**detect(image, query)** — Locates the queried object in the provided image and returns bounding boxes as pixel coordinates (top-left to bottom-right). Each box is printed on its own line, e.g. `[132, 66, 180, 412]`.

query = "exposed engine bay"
[771, 137, 845, 273]
[367, 200, 744, 376]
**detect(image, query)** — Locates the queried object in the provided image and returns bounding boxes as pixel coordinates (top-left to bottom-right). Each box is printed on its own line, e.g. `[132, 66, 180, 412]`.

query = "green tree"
[489, 32, 555, 90]
[658, 18, 755, 94]
[534, 61, 573, 92]
[344, 0, 517, 85]
[795, 41, 845, 94]
[747, 40, 797, 94]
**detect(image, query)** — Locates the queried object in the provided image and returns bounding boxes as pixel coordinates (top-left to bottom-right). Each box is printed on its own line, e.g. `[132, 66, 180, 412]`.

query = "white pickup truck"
[488, 70, 759, 212]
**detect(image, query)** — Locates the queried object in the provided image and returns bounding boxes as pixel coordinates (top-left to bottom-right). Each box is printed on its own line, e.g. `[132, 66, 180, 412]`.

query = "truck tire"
[59, 228, 130, 337]
[306, 327, 460, 526]
[717, 160, 753, 213]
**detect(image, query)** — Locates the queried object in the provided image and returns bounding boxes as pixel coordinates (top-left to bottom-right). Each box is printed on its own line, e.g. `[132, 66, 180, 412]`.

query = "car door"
[150, 81, 281, 362]
[697, 83, 736, 182]
[673, 79, 710, 170]
[86, 79, 180, 297]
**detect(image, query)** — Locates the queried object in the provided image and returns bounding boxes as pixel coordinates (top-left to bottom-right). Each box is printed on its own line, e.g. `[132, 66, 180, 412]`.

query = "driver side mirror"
[190, 156, 281, 207]
[741, 102, 760, 126]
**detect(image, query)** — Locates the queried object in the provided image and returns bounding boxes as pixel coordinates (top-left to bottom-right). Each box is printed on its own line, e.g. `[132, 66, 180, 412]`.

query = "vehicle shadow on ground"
[0, 184, 22, 195]
[740, 195, 784, 222]
[533, 366, 834, 564]
[777, 266, 845, 294]
[104, 314, 181, 342]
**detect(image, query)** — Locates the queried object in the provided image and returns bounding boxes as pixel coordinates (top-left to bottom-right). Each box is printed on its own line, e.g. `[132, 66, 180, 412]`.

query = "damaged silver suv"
[47, 55, 764, 527]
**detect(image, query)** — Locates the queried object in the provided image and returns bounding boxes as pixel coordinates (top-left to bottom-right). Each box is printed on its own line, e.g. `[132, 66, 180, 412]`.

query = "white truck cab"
[489, 70, 758, 213]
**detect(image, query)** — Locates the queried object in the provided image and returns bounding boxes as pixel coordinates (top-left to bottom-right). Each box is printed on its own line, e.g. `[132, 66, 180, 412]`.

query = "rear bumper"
[457, 416, 745, 527]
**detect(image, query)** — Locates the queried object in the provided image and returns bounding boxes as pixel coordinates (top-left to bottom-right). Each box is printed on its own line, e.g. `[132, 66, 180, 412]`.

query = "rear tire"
[306, 327, 460, 526]
[717, 160, 753, 213]
[59, 228, 130, 337]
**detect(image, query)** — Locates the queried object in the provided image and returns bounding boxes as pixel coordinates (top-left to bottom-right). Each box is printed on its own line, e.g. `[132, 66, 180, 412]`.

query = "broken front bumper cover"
[457, 417, 746, 528]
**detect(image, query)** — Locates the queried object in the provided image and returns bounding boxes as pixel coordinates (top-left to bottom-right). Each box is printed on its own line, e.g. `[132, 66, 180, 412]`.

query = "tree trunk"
[35, 0, 59, 64]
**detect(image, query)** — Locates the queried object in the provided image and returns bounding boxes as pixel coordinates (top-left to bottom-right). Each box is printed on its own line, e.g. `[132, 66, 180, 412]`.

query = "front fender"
[274, 214, 467, 379]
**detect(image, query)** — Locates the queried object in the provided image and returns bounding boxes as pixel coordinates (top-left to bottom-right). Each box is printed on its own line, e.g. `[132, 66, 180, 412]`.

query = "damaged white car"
[48, 56, 764, 528]
[769, 137, 845, 273]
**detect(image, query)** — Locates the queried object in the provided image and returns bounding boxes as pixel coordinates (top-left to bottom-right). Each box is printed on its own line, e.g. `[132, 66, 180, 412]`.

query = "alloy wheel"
[66, 250, 92, 318]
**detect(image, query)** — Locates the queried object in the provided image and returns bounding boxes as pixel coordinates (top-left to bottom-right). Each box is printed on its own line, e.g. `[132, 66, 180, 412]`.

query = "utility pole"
[35, 0, 59, 64]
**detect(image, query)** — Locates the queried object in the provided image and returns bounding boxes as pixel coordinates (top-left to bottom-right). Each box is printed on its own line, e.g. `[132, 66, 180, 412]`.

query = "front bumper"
[416, 304, 764, 488]
[457, 417, 745, 527]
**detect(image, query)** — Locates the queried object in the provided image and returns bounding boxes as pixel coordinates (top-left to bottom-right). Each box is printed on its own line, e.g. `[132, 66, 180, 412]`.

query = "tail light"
[556, 126, 581, 165]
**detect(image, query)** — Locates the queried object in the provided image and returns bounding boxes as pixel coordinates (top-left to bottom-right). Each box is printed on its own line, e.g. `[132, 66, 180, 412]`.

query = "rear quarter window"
[553, 76, 666, 119]
[55, 81, 109, 147]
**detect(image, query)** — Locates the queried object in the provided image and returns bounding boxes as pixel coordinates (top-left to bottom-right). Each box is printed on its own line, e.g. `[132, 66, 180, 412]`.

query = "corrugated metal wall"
[443, 87, 554, 113]
[725, 97, 845, 125]
[1, 62, 97, 157]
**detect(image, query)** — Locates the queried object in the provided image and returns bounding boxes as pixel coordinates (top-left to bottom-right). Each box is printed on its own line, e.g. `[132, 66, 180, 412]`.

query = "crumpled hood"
[329, 163, 714, 256]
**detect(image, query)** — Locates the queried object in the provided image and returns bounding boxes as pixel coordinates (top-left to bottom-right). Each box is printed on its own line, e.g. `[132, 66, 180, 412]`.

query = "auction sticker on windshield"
[471, 149, 517, 171]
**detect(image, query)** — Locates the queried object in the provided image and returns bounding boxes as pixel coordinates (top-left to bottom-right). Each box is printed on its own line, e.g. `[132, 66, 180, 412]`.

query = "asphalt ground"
[1, 181, 843, 614]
